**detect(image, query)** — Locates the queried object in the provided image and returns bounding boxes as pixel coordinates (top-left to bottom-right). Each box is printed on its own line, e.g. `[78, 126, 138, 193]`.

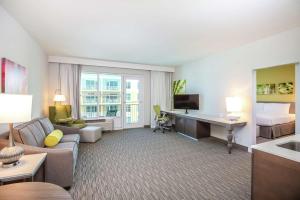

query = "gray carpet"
[256, 136, 272, 144]
[70, 128, 251, 200]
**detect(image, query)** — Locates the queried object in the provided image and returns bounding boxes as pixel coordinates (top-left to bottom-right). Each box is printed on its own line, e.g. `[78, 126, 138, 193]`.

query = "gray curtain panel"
[54, 63, 81, 119]
[150, 71, 173, 128]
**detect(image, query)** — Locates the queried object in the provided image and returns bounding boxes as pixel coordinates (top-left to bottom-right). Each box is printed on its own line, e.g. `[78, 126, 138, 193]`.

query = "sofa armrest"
[53, 124, 80, 135]
[0, 139, 75, 187]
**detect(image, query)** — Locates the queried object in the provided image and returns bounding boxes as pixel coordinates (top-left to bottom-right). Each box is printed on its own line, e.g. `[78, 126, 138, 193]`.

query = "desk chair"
[153, 105, 170, 133]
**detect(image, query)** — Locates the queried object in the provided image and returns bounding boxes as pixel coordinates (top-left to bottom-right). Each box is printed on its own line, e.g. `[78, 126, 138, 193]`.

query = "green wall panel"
[256, 64, 295, 102]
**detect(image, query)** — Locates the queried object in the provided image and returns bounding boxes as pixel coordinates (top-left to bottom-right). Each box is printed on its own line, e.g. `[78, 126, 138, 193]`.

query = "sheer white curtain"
[53, 63, 81, 119]
[150, 71, 172, 128]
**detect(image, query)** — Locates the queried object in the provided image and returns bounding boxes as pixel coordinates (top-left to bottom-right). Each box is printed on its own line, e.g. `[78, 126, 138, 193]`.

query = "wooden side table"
[0, 153, 47, 185]
[0, 182, 73, 200]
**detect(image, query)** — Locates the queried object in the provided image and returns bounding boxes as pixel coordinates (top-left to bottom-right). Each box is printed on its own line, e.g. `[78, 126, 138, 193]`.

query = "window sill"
[84, 117, 116, 122]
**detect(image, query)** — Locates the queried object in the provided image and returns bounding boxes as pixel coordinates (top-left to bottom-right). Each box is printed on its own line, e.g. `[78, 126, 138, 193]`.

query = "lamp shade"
[0, 94, 32, 123]
[53, 94, 66, 102]
[226, 97, 242, 113]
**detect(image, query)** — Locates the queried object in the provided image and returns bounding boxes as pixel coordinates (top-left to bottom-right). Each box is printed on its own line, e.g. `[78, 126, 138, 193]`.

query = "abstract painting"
[257, 83, 276, 95]
[278, 82, 293, 94]
[1, 58, 28, 94]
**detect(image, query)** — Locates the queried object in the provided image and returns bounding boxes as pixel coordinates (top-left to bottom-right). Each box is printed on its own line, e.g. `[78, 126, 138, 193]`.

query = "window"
[125, 105, 131, 112]
[80, 73, 121, 119]
[126, 82, 131, 89]
[80, 74, 98, 119]
[86, 106, 97, 112]
[104, 80, 119, 90]
[126, 93, 131, 101]
[104, 94, 119, 103]
[106, 105, 118, 117]
[86, 80, 96, 90]
[84, 95, 97, 103]
[125, 105, 132, 123]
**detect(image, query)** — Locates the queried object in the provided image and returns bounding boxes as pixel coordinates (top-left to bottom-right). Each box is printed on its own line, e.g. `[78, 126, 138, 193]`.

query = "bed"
[256, 102, 295, 139]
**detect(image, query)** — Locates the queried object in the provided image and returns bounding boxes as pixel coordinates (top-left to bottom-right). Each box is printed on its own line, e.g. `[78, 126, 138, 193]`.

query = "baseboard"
[210, 136, 248, 152]
[144, 125, 151, 128]
[176, 132, 198, 141]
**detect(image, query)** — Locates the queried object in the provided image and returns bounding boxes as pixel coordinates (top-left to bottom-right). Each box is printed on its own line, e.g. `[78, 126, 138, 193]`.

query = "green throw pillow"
[56, 117, 74, 123]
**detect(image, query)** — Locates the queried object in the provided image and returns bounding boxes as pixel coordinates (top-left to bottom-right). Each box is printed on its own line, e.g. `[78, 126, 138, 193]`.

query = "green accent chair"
[153, 105, 170, 133]
[49, 105, 86, 129]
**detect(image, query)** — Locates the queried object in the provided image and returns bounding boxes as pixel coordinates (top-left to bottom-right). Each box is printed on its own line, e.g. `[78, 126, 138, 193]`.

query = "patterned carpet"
[70, 128, 251, 200]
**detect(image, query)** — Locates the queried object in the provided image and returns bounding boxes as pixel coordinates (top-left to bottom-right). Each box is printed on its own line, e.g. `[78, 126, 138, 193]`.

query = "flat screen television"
[174, 94, 199, 113]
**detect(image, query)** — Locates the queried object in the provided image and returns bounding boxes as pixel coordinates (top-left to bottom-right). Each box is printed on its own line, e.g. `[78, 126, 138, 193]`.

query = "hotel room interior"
[0, 0, 299, 200]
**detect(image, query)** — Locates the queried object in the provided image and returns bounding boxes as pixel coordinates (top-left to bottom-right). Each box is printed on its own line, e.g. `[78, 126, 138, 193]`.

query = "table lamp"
[0, 94, 32, 167]
[53, 89, 65, 105]
[226, 96, 242, 121]
[53, 94, 65, 103]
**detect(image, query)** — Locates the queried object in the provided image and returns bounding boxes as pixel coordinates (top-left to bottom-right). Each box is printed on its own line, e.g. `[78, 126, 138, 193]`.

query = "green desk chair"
[153, 105, 170, 133]
[49, 105, 86, 129]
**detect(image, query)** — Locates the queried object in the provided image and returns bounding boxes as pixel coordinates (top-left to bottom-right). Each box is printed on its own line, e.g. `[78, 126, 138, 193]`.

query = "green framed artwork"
[173, 80, 186, 95]
[257, 84, 276, 95]
[278, 82, 293, 94]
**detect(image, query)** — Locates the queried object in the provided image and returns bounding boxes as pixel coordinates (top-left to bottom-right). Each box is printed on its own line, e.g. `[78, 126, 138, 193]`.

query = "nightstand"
[0, 153, 47, 185]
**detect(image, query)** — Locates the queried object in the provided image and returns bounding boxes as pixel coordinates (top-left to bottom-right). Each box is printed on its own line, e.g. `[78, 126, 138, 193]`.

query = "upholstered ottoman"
[79, 126, 102, 143]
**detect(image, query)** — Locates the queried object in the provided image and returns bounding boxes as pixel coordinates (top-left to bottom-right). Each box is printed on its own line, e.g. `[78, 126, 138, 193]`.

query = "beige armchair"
[0, 117, 80, 188]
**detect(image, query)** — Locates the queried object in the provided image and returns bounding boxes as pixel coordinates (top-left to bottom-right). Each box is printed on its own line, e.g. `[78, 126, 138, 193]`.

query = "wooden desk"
[0, 182, 72, 200]
[163, 110, 247, 153]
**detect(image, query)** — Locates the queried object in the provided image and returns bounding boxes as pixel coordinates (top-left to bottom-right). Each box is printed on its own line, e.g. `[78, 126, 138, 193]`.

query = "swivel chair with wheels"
[153, 105, 170, 133]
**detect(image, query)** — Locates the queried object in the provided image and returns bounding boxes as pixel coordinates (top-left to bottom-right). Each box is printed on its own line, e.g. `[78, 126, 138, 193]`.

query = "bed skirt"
[259, 121, 295, 139]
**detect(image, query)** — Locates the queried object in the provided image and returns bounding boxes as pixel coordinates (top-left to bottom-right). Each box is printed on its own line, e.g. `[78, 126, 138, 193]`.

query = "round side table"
[0, 182, 73, 200]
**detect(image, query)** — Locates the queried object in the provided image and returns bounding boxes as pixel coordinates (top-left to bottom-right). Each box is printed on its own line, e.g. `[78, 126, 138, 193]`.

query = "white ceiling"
[1, 0, 300, 66]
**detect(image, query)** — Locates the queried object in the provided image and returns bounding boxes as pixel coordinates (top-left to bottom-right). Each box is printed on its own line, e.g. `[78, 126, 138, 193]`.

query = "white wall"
[296, 63, 300, 133]
[0, 6, 48, 133]
[175, 27, 300, 147]
[48, 63, 151, 128]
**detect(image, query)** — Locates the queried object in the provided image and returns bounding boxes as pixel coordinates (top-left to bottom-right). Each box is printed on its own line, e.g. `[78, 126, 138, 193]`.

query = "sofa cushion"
[38, 117, 54, 135]
[14, 121, 46, 147]
[61, 134, 80, 144]
[49, 142, 78, 173]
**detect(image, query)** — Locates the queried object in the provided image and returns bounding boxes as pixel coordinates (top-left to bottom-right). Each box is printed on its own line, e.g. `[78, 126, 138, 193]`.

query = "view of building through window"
[80, 73, 121, 119]
[125, 79, 139, 124]
[80, 73, 140, 124]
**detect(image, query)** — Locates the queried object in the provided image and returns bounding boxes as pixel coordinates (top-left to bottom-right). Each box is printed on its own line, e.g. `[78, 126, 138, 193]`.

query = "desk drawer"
[175, 117, 185, 133]
[175, 117, 210, 139]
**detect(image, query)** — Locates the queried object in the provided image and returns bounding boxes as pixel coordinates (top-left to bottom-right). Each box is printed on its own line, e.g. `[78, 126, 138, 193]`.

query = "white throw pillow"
[264, 103, 290, 114]
[256, 103, 265, 114]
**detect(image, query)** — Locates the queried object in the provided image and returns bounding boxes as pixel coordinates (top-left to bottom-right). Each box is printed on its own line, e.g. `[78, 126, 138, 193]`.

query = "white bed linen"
[256, 113, 296, 126]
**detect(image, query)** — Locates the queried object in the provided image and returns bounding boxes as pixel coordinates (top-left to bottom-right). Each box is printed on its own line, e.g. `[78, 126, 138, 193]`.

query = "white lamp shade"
[226, 97, 242, 112]
[0, 94, 32, 123]
[53, 94, 66, 102]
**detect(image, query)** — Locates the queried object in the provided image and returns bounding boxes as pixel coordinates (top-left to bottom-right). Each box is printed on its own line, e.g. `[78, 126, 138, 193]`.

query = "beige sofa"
[0, 117, 80, 188]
